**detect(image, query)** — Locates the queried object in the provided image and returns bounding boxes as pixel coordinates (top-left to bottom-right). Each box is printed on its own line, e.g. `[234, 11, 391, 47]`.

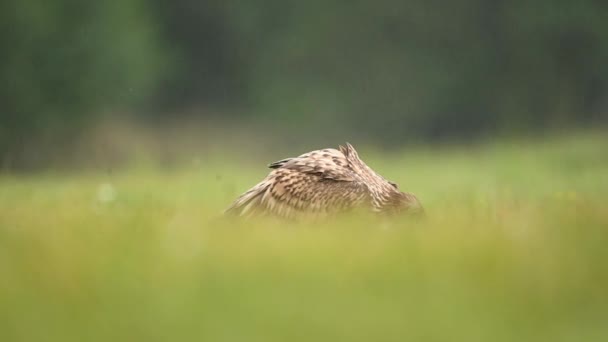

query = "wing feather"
[269, 148, 355, 181]
[224, 179, 271, 217]
[258, 168, 368, 219]
[227, 148, 369, 219]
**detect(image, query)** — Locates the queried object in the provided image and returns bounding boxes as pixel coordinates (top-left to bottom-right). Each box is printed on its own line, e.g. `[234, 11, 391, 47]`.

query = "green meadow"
[1, 133, 607, 341]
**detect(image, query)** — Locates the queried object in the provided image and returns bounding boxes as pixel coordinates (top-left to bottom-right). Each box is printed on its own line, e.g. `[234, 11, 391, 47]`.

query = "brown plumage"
[225, 143, 423, 219]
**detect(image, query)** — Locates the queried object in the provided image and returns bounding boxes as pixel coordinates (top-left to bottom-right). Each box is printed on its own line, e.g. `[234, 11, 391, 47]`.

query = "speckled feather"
[225, 143, 423, 219]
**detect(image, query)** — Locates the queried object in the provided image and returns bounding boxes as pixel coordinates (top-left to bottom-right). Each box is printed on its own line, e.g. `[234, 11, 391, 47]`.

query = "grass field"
[1, 133, 607, 341]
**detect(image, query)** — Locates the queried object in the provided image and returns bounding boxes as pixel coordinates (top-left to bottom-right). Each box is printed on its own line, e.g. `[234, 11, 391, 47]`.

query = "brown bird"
[225, 143, 423, 219]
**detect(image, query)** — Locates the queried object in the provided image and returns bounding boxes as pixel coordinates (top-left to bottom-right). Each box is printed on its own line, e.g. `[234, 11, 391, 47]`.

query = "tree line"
[2, 0, 607, 164]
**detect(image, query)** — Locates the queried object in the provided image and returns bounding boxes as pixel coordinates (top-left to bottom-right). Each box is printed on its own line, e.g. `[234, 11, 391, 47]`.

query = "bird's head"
[340, 142, 424, 216]
[384, 182, 425, 216]
[396, 191, 425, 215]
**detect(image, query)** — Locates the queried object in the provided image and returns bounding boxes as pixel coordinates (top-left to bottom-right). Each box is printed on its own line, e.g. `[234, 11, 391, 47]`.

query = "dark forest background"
[2, 0, 607, 168]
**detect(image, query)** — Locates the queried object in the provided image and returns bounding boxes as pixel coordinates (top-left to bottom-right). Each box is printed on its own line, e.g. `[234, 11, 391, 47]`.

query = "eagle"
[225, 143, 423, 219]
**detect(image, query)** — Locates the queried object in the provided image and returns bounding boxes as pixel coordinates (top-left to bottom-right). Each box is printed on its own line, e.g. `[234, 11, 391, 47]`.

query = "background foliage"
[2, 0, 607, 167]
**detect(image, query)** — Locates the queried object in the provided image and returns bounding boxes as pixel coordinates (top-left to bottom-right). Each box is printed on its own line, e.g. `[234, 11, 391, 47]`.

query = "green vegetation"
[0, 0, 166, 165]
[1, 133, 606, 341]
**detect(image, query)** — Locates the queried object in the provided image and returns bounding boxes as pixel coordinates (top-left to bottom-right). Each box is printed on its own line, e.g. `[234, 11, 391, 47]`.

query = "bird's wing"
[268, 148, 355, 181]
[226, 149, 369, 219]
[259, 168, 369, 219]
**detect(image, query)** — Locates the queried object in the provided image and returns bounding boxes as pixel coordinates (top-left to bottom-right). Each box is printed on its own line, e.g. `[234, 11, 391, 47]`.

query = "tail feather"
[224, 179, 271, 217]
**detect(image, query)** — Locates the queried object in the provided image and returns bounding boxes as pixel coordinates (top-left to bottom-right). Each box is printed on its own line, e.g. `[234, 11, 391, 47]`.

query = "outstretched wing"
[225, 148, 369, 219]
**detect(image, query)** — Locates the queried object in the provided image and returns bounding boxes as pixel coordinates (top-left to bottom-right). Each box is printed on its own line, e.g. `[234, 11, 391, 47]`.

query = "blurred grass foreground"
[0, 133, 607, 341]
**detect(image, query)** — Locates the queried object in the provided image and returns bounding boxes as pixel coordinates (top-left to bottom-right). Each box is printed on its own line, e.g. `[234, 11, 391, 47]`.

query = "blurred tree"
[217, 0, 608, 142]
[0, 0, 166, 167]
[2, 0, 608, 168]
[149, 0, 248, 111]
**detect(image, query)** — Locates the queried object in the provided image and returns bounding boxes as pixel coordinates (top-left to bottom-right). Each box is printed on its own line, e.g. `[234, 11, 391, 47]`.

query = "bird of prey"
[225, 143, 423, 219]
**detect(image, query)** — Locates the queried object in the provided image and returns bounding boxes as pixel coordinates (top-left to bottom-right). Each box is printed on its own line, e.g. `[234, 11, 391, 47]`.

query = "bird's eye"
[389, 181, 398, 189]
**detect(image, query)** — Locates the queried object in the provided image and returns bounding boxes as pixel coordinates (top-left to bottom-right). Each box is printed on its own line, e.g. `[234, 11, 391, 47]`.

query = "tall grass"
[0, 133, 607, 341]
